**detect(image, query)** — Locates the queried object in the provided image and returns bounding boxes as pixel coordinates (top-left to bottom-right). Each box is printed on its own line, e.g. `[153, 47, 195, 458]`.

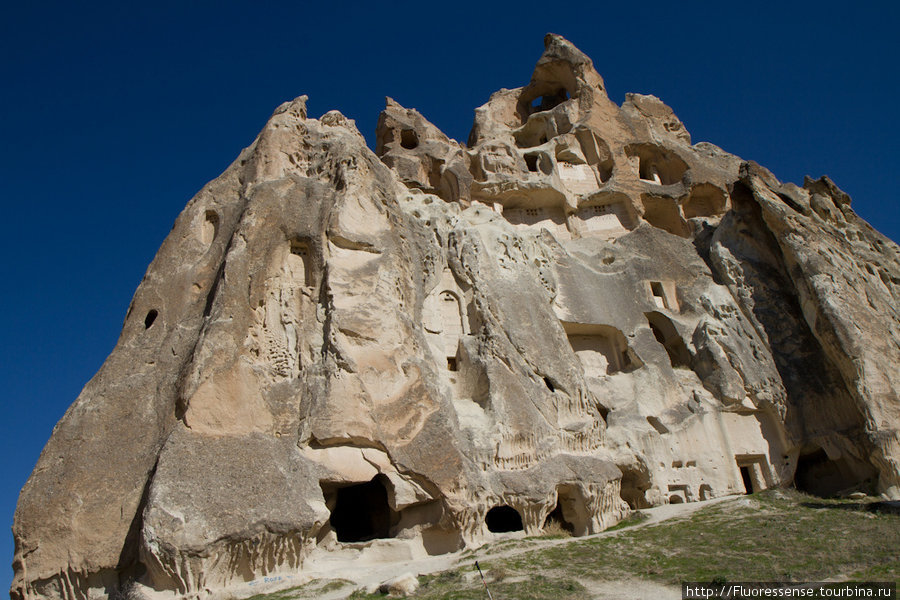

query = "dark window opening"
[543, 502, 574, 535]
[486, 505, 523, 533]
[699, 484, 713, 501]
[530, 89, 571, 113]
[447, 357, 458, 371]
[647, 416, 669, 434]
[144, 310, 158, 329]
[543, 377, 555, 392]
[739, 466, 754, 494]
[669, 494, 684, 504]
[327, 478, 395, 543]
[400, 129, 418, 150]
[524, 154, 539, 172]
[650, 281, 668, 308]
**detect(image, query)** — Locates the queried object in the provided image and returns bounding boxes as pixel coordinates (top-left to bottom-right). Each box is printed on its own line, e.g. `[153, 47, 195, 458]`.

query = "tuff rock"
[12, 34, 900, 600]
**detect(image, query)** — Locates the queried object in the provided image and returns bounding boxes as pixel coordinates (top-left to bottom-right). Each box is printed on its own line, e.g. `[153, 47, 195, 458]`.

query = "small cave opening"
[619, 465, 652, 509]
[529, 88, 571, 114]
[543, 502, 574, 535]
[201, 210, 219, 246]
[288, 240, 312, 286]
[684, 184, 728, 219]
[641, 196, 691, 238]
[447, 356, 458, 372]
[628, 144, 688, 186]
[669, 494, 684, 504]
[400, 129, 419, 150]
[646, 416, 669, 435]
[739, 466, 754, 494]
[543, 376, 556, 392]
[699, 484, 713, 500]
[794, 447, 873, 497]
[325, 477, 397, 543]
[485, 505, 523, 533]
[645, 312, 691, 368]
[524, 154, 539, 172]
[144, 310, 158, 329]
[649, 282, 668, 309]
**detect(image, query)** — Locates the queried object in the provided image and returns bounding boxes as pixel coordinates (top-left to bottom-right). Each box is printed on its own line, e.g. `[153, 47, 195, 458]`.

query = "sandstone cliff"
[12, 34, 900, 600]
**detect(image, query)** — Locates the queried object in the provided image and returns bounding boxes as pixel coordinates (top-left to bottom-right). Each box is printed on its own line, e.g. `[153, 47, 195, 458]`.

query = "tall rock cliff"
[13, 34, 900, 600]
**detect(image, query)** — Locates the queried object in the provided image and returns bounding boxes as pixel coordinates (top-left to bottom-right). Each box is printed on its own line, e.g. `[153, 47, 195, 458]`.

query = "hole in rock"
[543, 377, 555, 392]
[684, 184, 727, 219]
[400, 129, 418, 150]
[699, 484, 713, 500]
[627, 143, 688, 185]
[485, 505, 523, 533]
[649, 282, 668, 309]
[641, 196, 690, 237]
[645, 312, 691, 368]
[529, 88, 570, 113]
[739, 466, 754, 494]
[619, 466, 652, 509]
[794, 447, 874, 497]
[563, 322, 642, 376]
[669, 494, 684, 504]
[327, 477, 397, 543]
[288, 241, 312, 286]
[646, 416, 669, 434]
[201, 210, 219, 246]
[447, 357, 458, 372]
[144, 310, 158, 329]
[524, 154, 539, 172]
[543, 502, 574, 535]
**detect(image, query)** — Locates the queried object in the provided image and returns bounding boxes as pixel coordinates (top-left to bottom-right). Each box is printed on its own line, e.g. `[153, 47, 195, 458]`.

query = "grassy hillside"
[258, 490, 900, 599]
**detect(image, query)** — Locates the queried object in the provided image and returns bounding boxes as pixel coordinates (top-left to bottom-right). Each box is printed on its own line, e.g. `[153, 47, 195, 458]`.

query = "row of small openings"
[326, 479, 524, 544]
[583, 204, 616, 216]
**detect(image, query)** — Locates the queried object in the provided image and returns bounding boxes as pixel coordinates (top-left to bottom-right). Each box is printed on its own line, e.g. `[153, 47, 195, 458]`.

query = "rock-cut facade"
[12, 34, 900, 600]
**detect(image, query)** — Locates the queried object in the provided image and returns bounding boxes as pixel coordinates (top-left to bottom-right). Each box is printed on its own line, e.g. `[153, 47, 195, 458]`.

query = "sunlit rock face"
[12, 34, 900, 600]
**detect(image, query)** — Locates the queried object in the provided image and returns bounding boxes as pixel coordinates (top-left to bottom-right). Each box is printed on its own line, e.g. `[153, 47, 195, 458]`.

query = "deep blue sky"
[2, 0, 898, 590]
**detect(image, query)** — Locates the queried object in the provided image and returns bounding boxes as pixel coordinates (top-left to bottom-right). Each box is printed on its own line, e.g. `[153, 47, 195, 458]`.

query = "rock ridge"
[12, 33, 900, 600]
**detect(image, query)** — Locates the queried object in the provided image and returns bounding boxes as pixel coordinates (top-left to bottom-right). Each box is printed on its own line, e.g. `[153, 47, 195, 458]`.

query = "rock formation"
[12, 34, 900, 600]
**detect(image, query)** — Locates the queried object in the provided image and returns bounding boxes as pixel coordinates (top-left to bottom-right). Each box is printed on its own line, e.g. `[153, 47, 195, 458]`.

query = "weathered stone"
[12, 33, 900, 600]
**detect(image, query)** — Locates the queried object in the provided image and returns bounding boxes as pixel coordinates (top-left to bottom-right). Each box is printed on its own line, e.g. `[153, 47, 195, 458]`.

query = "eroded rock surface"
[13, 34, 900, 600]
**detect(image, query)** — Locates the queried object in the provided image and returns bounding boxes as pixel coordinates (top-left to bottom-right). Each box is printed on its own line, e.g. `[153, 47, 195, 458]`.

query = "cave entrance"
[485, 505, 523, 533]
[739, 466, 754, 494]
[619, 466, 651, 509]
[794, 447, 875, 497]
[543, 502, 574, 535]
[327, 477, 396, 543]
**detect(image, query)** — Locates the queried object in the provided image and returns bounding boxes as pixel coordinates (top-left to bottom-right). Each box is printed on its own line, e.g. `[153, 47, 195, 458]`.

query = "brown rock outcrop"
[12, 34, 900, 600]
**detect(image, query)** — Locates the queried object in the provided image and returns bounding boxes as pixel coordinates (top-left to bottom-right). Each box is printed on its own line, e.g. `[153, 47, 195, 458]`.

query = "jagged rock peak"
[12, 34, 900, 600]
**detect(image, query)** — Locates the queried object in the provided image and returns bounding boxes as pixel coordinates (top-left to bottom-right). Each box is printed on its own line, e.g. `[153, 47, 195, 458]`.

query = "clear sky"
[1, 0, 898, 590]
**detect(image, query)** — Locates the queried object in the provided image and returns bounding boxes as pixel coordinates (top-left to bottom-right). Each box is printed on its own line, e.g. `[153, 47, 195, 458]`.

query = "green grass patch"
[243, 492, 900, 599]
